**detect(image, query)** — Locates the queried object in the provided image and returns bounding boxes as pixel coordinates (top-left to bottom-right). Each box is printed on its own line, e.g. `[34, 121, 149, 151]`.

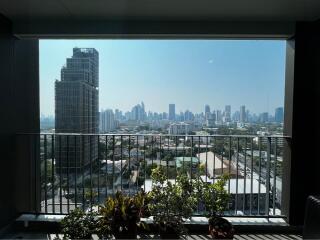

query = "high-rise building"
[125, 111, 131, 120]
[275, 107, 284, 123]
[100, 109, 116, 133]
[205, 105, 210, 114]
[205, 104, 211, 120]
[131, 104, 145, 121]
[224, 105, 231, 122]
[246, 110, 250, 122]
[216, 110, 222, 123]
[206, 111, 216, 127]
[233, 111, 240, 122]
[240, 105, 246, 123]
[161, 112, 167, 120]
[260, 112, 269, 123]
[184, 110, 194, 121]
[206, 118, 215, 127]
[115, 109, 122, 121]
[179, 112, 185, 121]
[169, 104, 175, 121]
[55, 48, 99, 172]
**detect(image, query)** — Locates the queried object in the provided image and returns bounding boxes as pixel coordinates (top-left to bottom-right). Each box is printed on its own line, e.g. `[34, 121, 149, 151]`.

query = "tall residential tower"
[55, 48, 99, 172]
[240, 105, 246, 123]
[224, 105, 231, 122]
[275, 107, 284, 123]
[169, 104, 176, 121]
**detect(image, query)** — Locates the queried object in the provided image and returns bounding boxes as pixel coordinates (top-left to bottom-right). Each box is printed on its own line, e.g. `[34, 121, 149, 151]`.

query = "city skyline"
[41, 101, 284, 119]
[40, 40, 286, 116]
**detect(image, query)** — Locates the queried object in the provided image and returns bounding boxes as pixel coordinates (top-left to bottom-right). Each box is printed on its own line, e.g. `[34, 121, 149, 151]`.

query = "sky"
[40, 39, 286, 116]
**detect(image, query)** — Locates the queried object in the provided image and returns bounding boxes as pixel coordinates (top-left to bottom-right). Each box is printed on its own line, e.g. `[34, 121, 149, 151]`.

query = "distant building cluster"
[95, 102, 284, 134]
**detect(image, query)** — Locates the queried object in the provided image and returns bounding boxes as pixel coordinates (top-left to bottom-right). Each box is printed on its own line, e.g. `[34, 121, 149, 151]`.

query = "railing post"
[282, 136, 292, 223]
[31, 134, 41, 214]
[265, 137, 271, 217]
[44, 135, 48, 213]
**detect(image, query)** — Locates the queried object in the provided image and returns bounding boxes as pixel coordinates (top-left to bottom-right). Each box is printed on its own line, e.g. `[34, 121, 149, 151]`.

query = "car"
[64, 192, 75, 199]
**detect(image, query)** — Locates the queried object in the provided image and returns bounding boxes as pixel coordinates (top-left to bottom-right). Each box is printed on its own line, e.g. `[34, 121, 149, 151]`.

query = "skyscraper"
[275, 107, 284, 123]
[260, 112, 269, 123]
[224, 105, 231, 122]
[205, 104, 211, 120]
[206, 111, 216, 127]
[205, 105, 210, 114]
[131, 103, 145, 121]
[169, 104, 175, 121]
[240, 105, 246, 123]
[55, 48, 99, 172]
[184, 110, 194, 121]
[216, 110, 222, 123]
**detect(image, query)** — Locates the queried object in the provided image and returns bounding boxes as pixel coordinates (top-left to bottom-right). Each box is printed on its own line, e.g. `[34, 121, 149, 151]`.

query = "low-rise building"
[100, 159, 126, 175]
[168, 122, 193, 135]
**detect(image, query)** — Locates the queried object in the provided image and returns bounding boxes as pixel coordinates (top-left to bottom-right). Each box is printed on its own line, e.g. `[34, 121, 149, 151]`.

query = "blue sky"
[40, 40, 286, 116]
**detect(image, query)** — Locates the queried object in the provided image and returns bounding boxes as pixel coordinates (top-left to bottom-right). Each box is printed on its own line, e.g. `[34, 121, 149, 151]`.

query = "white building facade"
[100, 109, 116, 133]
[168, 122, 193, 135]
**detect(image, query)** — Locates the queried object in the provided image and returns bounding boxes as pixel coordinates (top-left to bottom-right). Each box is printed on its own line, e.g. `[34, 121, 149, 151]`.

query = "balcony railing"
[19, 133, 290, 219]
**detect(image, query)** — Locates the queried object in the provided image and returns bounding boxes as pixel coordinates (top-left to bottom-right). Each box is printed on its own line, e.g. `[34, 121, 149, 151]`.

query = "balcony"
[2, 1, 320, 237]
[14, 133, 291, 229]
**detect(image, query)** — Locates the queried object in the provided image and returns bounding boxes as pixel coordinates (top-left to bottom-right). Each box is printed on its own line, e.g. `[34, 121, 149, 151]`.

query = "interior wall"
[284, 20, 320, 225]
[0, 14, 39, 229]
[0, 14, 16, 230]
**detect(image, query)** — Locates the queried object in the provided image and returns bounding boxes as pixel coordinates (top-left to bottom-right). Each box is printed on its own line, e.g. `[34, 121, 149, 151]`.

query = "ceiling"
[1, 0, 320, 38]
[1, 0, 320, 22]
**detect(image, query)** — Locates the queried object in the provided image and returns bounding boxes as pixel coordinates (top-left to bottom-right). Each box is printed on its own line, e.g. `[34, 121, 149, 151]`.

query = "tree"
[122, 169, 131, 180]
[199, 163, 206, 175]
[41, 159, 55, 186]
[148, 163, 158, 177]
[84, 189, 98, 203]
[162, 152, 174, 162]
[98, 141, 106, 159]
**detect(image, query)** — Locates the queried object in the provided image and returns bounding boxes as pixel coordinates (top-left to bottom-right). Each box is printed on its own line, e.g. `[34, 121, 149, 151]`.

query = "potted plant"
[61, 208, 102, 239]
[99, 191, 149, 239]
[148, 166, 197, 239]
[196, 174, 234, 239]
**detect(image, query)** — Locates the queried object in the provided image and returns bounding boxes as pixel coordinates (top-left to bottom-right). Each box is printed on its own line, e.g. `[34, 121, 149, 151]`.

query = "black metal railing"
[20, 133, 290, 218]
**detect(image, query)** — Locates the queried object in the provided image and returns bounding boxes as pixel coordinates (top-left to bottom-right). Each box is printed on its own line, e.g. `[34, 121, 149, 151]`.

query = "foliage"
[199, 163, 206, 175]
[137, 125, 150, 131]
[196, 174, 230, 218]
[99, 191, 150, 238]
[84, 189, 98, 203]
[122, 169, 131, 179]
[162, 152, 174, 162]
[61, 191, 149, 239]
[61, 208, 100, 239]
[177, 161, 200, 179]
[146, 163, 158, 177]
[41, 159, 55, 184]
[148, 166, 197, 235]
[98, 141, 106, 159]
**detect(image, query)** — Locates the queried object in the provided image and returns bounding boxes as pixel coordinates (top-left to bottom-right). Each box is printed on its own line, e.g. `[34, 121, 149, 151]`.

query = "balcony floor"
[0, 233, 302, 240]
[1, 214, 301, 239]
